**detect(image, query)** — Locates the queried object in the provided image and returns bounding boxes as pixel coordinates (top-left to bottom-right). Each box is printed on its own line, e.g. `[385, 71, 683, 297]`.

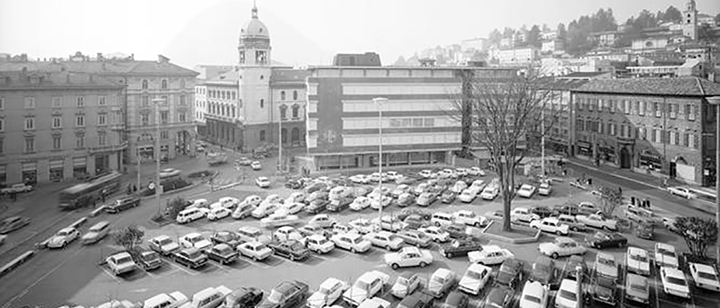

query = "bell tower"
[238, 3, 271, 66]
[683, 0, 698, 41]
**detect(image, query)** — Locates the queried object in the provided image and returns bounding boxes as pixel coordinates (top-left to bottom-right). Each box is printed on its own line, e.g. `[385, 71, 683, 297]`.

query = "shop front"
[137, 145, 154, 162]
[73, 157, 87, 178]
[599, 146, 616, 163]
[50, 159, 64, 182]
[576, 141, 593, 157]
[21, 162, 37, 184]
[639, 150, 662, 171]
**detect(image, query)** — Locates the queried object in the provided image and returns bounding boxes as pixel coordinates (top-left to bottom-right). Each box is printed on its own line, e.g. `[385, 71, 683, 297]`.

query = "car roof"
[626, 273, 648, 286]
[555, 237, 576, 243]
[433, 268, 454, 277]
[59, 227, 75, 232]
[321, 277, 343, 288]
[628, 247, 647, 255]
[522, 281, 544, 295]
[690, 262, 716, 272]
[559, 279, 578, 291]
[662, 266, 686, 278]
[543, 217, 560, 223]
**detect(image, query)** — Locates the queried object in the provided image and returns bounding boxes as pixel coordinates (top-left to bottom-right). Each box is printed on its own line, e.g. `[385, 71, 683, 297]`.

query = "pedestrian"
[132, 184, 137, 192]
[562, 169, 567, 176]
[663, 178, 668, 187]
[618, 186, 622, 195]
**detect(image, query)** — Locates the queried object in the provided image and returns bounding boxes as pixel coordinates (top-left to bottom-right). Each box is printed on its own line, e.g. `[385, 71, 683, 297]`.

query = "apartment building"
[0, 69, 125, 184]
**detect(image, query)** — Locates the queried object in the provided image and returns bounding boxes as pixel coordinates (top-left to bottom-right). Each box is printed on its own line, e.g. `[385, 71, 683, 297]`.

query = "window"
[281, 91, 286, 100]
[231, 92, 236, 100]
[577, 98, 583, 111]
[142, 95, 149, 107]
[76, 135, 85, 148]
[53, 135, 61, 150]
[25, 117, 35, 130]
[683, 133, 690, 147]
[259, 130, 266, 141]
[280, 106, 287, 119]
[692, 134, 698, 149]
[670, 131, 677, 145]
[610, 123, 616, 136]
[142, 79, 149, 89]
[624, 100, 630, 114]
[260, 99, 264, 108]
[52, 97, 62, 108]
[141, 114, 149, 126]
[639, 101, 645, 116]
[161, 79, 168, 89]
[77, 96, 85, 107]
[588, 99, 594, 111]
[576, 119, 584, 131]
[0, 97, 3, 110]
[76, 115, 85, 127]
[24, 97, 35, 109]
[292, 105, 299, 118]
[161, 130, 169, 139]
[25, 138, 34, 152]
[52, 116, 62, 128]
[98, 96, 106, 106]
[179, 95, 186, 106]
[424, 118, 434, 127]
[178, 112, 186, 122]
[686, 104, 695, 120]
[654, 102, 661, 117]
[669, 104, 677, 119]
[293, 90, 298, 100]
[161, 111, 168, 124]
[0, 138, 3, 154]
[98, 114, 107, 125]
[655, 129, 663, 143]
[0, 119, 3, 132]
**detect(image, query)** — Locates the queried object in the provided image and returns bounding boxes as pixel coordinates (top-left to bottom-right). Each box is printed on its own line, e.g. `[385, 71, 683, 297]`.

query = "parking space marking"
[99, 266, 123, 283]
[167, 261, 199, 276]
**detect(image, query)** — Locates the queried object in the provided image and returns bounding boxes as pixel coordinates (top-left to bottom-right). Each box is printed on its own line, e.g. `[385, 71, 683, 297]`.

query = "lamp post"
[706, 96, 720, 264]
[278, 108, 283, 173]
[373, 98, 388, 221]
[152, 98, 164, 214]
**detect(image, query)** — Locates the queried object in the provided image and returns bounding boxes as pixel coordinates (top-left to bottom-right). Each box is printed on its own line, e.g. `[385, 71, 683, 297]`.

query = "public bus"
[58, 171, 123, 210]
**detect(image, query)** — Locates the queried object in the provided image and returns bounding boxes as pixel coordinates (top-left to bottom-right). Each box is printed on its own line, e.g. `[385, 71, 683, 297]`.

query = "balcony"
[616, 136, 635, 145]
[89, 141, 128, 154]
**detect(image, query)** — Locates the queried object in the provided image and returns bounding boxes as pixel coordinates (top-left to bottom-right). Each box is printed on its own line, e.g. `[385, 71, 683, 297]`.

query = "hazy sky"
[1, 0, 719, 68]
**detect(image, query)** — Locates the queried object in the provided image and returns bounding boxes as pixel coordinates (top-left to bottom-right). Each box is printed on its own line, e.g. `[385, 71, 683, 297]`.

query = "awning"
[22, 162, 37, 171]
[73, 157, 87, 167]
[50, 159, 64, 169]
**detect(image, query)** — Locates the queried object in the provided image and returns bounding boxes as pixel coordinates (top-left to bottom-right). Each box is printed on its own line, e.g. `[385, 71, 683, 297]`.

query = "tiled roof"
[562, 72, 610, 78]
[537, 78, 588, 90]
[270, 68, 310, 83]
[0, 70, 122, 90]
[205, 70, 240, 83]
[0, 59, 198, 77]
[574, 77, 720, 96]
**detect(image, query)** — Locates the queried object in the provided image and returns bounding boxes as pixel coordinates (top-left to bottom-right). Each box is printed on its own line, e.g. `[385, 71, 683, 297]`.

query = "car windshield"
[217, 246, 233, 254]
[660, 250, 675, 257]
[355, 281, 369, 291]
[432, 276, 445, 284]
[116, 256, 133, 264]
[697, 271, 718, 281]
[187, 250, 202, 259]
[523, 295, 541, 304]
[631, 253, 648, 262]
[316, 238, 329, 245]
[156, 237, 172, 246]
[599, 256, 615, 266]
[352, 237, 364, 244]
[667, 276, 687, 286]
[630, 283, 646, 292]
[189, 236, 202, 243]
[58, 230, 70, 236]
[467, 270, 483, 279]
[268, 290, 283, 302]
[142, 252, 159, 261]
[559, 289, 576, 301]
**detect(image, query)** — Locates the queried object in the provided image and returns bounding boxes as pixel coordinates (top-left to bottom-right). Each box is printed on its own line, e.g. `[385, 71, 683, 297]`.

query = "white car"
[517, 184, 536, 198]
[419, 170, 435, 179]
[142, 292, 189, 308]
[660, 266, 690, 298]
[47, 227, 81, 249]
[455, 168, 468, 177]
[343, 271, 390, 307]
[251, 203, 279, 219]
[279, 202, 304, 215]
[392, 185, 411, 197]
[480, 186, 499, 200]
[391, 272, 422, 298]
[468, 245, 514, 266]
[237, 226, 271, 245]
[458, 189, 477, 203]
[667, 186, 697, 199]
[260, 213, 299, 228]
[453, 210, 488, 227]
[148, 235, 181, 256]
[555, 279, 580, 308]
[654, 243, 679, 268]
[182, 286, 233, 308]
[350, 174, 370, 184]
[187, 198, 208, 209]
[458, 263, 493, 295]
[364, 231, 404, 251]
[384, 247, 433, 270]
[260, 194, 283, 207]
[218, 197, 240, 209]
[450, 181, 468, 194]
[358, 298, 390, 308]
[418, 226, 450, 243]
[689, 262, 720, 292]
[304, 234, 335, 254]
[273, 226, 304, 242]
[255, 177, 271, 188]
[350, 197, 371, 211]
[237, 241, 273, 261]
[370, 195, 392, 209]
[519, 281, 548, 308]
[105, 252, 137, 276]
[251, 161, 262, 170]
[469, 180, 486, 192]
[206, 207, 231, 221]
[308, 214, 337, 229]
[349, 218, 379, 235]
[511, 207, 540, 223]
[285, 192, 306, 204]
[576, 214, 617, 231]
[538, 237, 586, 259]
[373, 216, 407, 232]
[331, 232, 372, 253]
[180, 233, 212, 251]
[307, 278, 348, 308]
[626, 247, 651, 276]
[537, 183, 552, 196]
[468, 167, 486, 176]
[529, 217, 569, 235]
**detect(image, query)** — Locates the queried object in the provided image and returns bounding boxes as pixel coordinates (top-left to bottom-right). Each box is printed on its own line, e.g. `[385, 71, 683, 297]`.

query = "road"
[0, 162, 718, 308]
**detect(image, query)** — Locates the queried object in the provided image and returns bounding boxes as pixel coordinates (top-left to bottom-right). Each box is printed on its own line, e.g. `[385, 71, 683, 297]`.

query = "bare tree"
[113, 224, 145, 253]
[451, 67, 561, 231]
[594, 186, 623, 217]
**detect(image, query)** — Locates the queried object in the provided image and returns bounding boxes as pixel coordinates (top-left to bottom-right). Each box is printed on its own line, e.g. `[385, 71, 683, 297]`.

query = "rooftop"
[0, 70, 122, 90]
[575, 77, 720, 96]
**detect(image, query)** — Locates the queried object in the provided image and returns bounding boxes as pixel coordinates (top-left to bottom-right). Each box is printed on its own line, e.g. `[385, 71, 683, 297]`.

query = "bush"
[188, 170, 213, 179]
[164, 196, 188, 220]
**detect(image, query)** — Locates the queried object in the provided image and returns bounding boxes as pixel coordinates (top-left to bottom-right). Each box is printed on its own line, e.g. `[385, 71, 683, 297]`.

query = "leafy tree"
[594, 186, 622, 218]
[502, 27, 515, 39]
[451, 67, 559, 231]
[715, 13, 720, 24]
[164, 196, 188, 219]
[527, 25, 542, 48]
[488, 29, 503, 45]
[556, 23, 567, 45]
[113, 224, 144, 252]
[663, 6, 682, 23]
[674, 216, 718, 259]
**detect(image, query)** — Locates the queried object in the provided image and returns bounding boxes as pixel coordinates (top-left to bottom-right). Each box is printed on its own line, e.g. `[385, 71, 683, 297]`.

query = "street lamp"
[152, 98, 164, 214]
[373, 98, 388, 221]
[706, 96, 720, 264]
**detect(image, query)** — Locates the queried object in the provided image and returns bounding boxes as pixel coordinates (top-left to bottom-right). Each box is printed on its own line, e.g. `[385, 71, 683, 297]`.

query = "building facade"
[0, 70, 125, 184]
[571, 77, 720, 187]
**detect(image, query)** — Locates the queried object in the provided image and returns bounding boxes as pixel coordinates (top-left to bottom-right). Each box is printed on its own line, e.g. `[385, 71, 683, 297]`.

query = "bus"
[59, 171, 123, 210]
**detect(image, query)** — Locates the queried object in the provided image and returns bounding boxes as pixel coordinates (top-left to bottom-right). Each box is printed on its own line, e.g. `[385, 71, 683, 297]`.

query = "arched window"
[281, 91, 286, 101]
[260, 99, 264, 108]
[280, 105, 287, 119]
[292, 105, 300, 118]
[281, 128, 288, 144]
[161, 79, 168, 89]
[142, 80, 148, 89]
[293, 90, 298, 100]
[291, 127, 300, 142]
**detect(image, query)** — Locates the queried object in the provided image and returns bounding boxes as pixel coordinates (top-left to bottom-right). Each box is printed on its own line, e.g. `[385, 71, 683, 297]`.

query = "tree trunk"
[498, 157, 513, 232]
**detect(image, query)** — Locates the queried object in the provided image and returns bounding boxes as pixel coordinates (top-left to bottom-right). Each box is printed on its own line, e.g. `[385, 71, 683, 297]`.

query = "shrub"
[188, 170, 213, 178]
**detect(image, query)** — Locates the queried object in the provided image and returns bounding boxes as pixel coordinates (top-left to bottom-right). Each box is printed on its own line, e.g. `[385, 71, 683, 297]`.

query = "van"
[81, 220, 111, 245]
[176, 208, 206, 224]
[431, 212, 454, 227]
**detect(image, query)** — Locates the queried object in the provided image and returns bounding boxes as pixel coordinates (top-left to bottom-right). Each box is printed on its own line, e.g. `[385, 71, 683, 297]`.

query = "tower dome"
[240, 5, 269, 40]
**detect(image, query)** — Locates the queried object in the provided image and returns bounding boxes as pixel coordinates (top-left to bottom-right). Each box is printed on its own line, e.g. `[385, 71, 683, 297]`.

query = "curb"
[478, 220, 541, 244]
[0, 250, 35, 278]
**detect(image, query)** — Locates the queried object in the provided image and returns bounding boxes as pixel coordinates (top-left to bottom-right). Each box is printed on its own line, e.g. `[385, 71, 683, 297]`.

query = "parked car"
[47, 227, 80, 249]
[132, 249, 163, 271]
[232, 202, 257, 219]
[626, 247, 651, 276]
[331, 232, 372, 253]
[453, 210, 488, 228]
[396, 292, 434, 308]
[176, 207, 207, 224]
[441, 223, 470, 240]
[385, 247, 433, 270]
[280, 202, 305, 215]
[81, 220, 110, 245]
[556, 215, 586, 232]
[510, 207, 540, 223]
[660, 266, 690, 298]
[654, 243, 679, 268]
[257, 281, 309, 308]
[223, 287, 263, 308]
[418, 226, 451, 243]
[207, 207, 231, 221]
[457, 189, 477, 203]
[577, 202, 601, 215]
[585, 231, 627, 249]
[237, 241, 273, 261]
[555, 279, 580, 308]
[624, 273, 650, 306]
[105, 252, 137, 276]
[528, 256, 556, 286]
[307, 278, 348, 308]
[530, 206, 553, 218]
[468, 245, 514, 266]
[563, 255, 587, 281]
[519, 281, 549, 308]
[349, 218, 379, 235]
[440, 191, 457, 204]
[482, 285, 513, 308]
[576, 214, 617, 231]
[149, 235, 181, 256]
[206, 243, 239, 265]
[305, 199, 330, 214]
[173, 248, 208, 269]
[143, 292, 189, 308]
[427, 268, 457, 298]
[374, 215, 407, 232]
[343, 271, 390, 307]
[327, 197, 353, 212]
[250, 161, 262, 170]
[179, 233, 212, 252]
[689, 262, 720, 292]
[183, 286, 233, 308]
[260, 213, 300, 228]
[495, 258, 525, 289]
[1, 183, 32, 194]
[667, 186, 697, 199]
[0, 216, 31, 234]
[364, 231, 404, 251]
[303, 234, 335, 254]
[539, 237, 586, 259]
[516, 184, 536, 198]
[594, 252, 619, 281]
[268, 240, 310, 261]
[350, 197, 371, 211]
[537, 183, 552, 196]
[439, 239, 484, 258]
[586, 275, 617, 307]
[397, 193, 416, 207]
[211, 231, 242, 247]
[237, 226, 271, 245]
[403, 214, 429, 230]
[529, 217, 570, 235]
[458, 263, 492, 296]
[391, 272, 423, 298]
[396, 230, 432, 248]
[480, 186, 499, 200]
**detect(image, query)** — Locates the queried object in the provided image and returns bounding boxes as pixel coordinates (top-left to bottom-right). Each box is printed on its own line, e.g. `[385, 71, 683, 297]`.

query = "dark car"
[441, 223, 470, 240]
[440, 191, 457, 204]
[563, 255, 587, 281]
[552, 205, 582, 216]
[398, 208, 432, 221]
[404, 214, 430, 230]
[440, 291, 468, 308]
[531, 206, 553, 218]
[304, 182, 328, 195]
[585, 231, 628, 249]
[285, 179, 304, 190]
[206, 243, 239, 264]
[173, 248, 208, 269]
[224, 287, 264, 308]
[495, 258, 525, 289]
[586, 275, 617, 306]
[397, 291, 435, 308]
[529, 256, 556, 286]
[131, 248, 162, 271]
[304, 199, 329, 214]
[0, 216, 31, 234]
[104, 196, 141, 214]
[439, 239, 483, 258]
[326, 197, 352, 212]
[482, 285, 513, 308]
[268, 240, 310, 261]
[257, 280, 309, 308]
[211, 231, 243, 247]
